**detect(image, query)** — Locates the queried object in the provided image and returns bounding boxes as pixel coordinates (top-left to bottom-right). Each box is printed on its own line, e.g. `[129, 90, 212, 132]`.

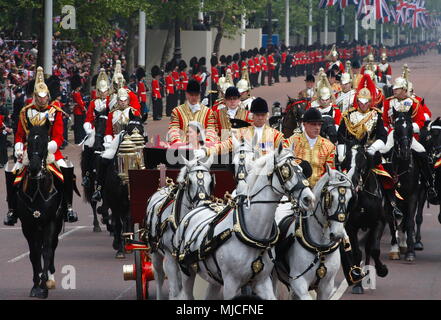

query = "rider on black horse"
[338, 74, 404, 219]
[381, 76, 438, 205]
[4, 66, 78, 226]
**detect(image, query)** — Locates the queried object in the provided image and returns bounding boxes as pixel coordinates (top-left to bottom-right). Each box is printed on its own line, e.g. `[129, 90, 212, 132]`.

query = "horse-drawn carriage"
[121, 147, 237, 300]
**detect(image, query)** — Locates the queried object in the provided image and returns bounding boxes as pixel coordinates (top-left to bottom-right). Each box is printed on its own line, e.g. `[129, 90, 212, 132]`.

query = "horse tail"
[81, 149, 95, 204]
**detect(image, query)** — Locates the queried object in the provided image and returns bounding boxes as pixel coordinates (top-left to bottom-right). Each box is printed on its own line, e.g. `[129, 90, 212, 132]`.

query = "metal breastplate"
[112, 109, 130, 135]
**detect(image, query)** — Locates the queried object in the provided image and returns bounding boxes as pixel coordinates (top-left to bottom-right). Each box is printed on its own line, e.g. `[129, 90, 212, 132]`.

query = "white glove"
[103, 142, 111, 149]
[83, 122, 93, 135]
[104, 135, 113, 144]
[367, 140, 385, 156]
[337, 144, 346, 163]
[201, 98, 209, 106]
[48, 140, 58, 154]
[412, 122, 420, 134]
[14, 142, 24, 159]
[193, 148, 207, 159]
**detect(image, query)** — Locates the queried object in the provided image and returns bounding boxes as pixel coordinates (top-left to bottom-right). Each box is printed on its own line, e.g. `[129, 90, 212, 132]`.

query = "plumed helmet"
[96, 68, 110, 93]
[302, 107, 323, 123]
[250, 97, 269, 114]
[319, 87, 332, 101]
[117, 88, 129, 101]
[393, 77, 408, 90]
[340, 73, 352, 85]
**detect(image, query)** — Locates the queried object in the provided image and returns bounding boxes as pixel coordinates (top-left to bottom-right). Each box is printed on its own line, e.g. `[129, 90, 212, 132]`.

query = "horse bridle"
[183, 167, 213, 204]
[235, 149, 249, 182]
[321, 182, 352, 224]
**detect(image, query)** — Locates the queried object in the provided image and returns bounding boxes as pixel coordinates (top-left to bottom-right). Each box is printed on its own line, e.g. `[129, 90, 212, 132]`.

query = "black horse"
[80, 108, 112, 233]
[280, 96, 308, 138]
[320, 114, 338, 144]
[102, 111, 146, 258]
[16, 123, 64, 299]
[386, 112, 421, 262]
[342, 144, 389, 294]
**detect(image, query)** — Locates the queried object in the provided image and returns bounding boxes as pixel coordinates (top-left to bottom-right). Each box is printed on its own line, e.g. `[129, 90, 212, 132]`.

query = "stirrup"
[428, 188, 439, 205]
[92, 187, 102, 202]
[81, 174, 90, 187]
[65, 207, 78, 223]
[348, 266, 366, 285]
[4, 210, 18, 226]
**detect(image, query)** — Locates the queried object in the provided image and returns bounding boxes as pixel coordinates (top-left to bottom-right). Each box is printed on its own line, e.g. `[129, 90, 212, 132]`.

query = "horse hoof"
[46, 280, 56, 289]
[93, 226, 102, 233]
[115, 251, 125, 259]
[388, 252, 400, 260]
[399, 246, 408, 254]
[414, 241, 424, 251]
[376, 265, 388, 278]
[351, 285, 364, 294]
[29, 286, 39, 297]
[405, 253, 415, 263]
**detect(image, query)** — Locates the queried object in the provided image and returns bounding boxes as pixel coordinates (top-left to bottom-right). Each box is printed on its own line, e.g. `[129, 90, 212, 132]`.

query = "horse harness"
[176, 156, 309, 285]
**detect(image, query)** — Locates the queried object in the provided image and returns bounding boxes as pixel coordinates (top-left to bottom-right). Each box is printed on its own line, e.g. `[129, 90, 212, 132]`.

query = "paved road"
[1, 50, 440, 300]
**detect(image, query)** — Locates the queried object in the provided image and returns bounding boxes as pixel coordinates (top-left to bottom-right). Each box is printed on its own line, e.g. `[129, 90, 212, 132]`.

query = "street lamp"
[173, 0, 182, 62]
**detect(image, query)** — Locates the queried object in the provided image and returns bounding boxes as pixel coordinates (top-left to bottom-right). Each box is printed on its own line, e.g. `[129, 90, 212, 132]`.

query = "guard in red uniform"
[151, 65, 163, 121]
[4, 66, 78, 226]
[71, 73, 86, 144]
[136, 67, 149, 117]
[165, 62, 177, 117]
[178, 60, 188, 105]
[259, 47, 267, 86]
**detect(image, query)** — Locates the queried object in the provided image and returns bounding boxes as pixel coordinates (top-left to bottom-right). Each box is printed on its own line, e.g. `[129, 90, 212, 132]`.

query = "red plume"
[353, 74, 377, 110]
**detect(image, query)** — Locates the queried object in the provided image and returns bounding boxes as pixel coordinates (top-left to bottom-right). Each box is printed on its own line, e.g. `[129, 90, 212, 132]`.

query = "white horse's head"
[318, 166, 354, 241]
[178, 155, 214, 203]
[272, 144, 316, 211]
[232, 135, 255, 195]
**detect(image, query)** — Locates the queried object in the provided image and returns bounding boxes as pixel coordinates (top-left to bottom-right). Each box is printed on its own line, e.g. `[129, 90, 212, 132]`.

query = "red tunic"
[105, 108, 141, 137]
[383, 97, 425, 132]
[165, 75, 175, 95]
[72, 91, 86, 115]
[137, 81, 147, 102]
[211, 66, 219, 84]
[232, 63, 240, 79]
[179, 72, 188, 90]
[268, 55, 276, 70]
[152, 79, 161, 99]
[16, 103, 65, 161]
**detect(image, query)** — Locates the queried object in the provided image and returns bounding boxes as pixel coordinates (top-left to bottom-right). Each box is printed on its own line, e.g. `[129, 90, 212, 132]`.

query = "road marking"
[7, 226, 86, 263]
[330, 279, 348, 300]
[114, 283, 135, 300]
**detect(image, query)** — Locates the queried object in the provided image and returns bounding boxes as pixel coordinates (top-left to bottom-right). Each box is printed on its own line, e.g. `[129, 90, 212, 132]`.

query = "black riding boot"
[415, 151, 438, 205]
[92, 158, 110, 202]
[60, 167, 79, 223]
[3, 171, 18, 226]
[385, 189, 403, 220]
[81, 146, 93, 188]
[340, 237, 365, 286]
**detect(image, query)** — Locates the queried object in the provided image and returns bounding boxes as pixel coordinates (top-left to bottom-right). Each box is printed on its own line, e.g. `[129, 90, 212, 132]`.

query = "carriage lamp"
[129, 128, 146, 170]
[117, 135, 138, 185]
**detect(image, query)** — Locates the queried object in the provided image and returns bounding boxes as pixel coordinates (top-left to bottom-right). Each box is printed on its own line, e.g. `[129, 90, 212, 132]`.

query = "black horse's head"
[93, 108, 109, 152]
[320, 115, 338, 144]
[393, 112, 413, 161]
[428, 117, 441, 156]
[126, 110, 145, 138]
[27, 122, 49, 177]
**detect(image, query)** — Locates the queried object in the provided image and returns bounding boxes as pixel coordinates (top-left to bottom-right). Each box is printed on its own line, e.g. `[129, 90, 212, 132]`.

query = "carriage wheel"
[135, 250, 148, 300]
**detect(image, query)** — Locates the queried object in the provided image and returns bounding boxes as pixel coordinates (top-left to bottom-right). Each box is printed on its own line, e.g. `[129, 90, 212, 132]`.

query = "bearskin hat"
[190, 56, 198, 68]
[198, 57, 206, 66]
[70, 74, 82, 90]
[226, 55, 232, 65]
[220, 55, 227, 64]
[240, 51, 247, 61]
[210, 55, 218, 66]
[151, 65, 161, 77]
[178, 60, 187, 71]
[164, 62, 173, 73]
[247, 49, 254, 58]
[253, 47, 259, 56]
[233, 53, 240, 62]
[135, 67, 146, 81]
[259, 47, 267, 55]
[47, 75, 61, 99]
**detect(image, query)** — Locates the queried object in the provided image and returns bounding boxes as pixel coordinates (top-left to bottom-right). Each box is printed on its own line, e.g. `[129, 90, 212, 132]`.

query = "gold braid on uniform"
[342, 110, 375, 141]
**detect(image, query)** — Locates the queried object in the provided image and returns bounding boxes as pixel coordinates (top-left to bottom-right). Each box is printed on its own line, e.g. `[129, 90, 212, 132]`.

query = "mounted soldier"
[325, 45, 345, 74]
[381, 76, 438, 204]
[335, 72, 356, 114]
[92, 87, 142, 202]
[82, 68, 111, 187]
[237, 66, 255, 111]
[4, 66, 78, 226]
[338, 74, 403, 219]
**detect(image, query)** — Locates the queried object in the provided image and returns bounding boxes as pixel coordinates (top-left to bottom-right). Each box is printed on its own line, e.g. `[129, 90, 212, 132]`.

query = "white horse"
[274, 166, 354, 300]
[173, 144, 316, 300]
[145, 156, 214, 299]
